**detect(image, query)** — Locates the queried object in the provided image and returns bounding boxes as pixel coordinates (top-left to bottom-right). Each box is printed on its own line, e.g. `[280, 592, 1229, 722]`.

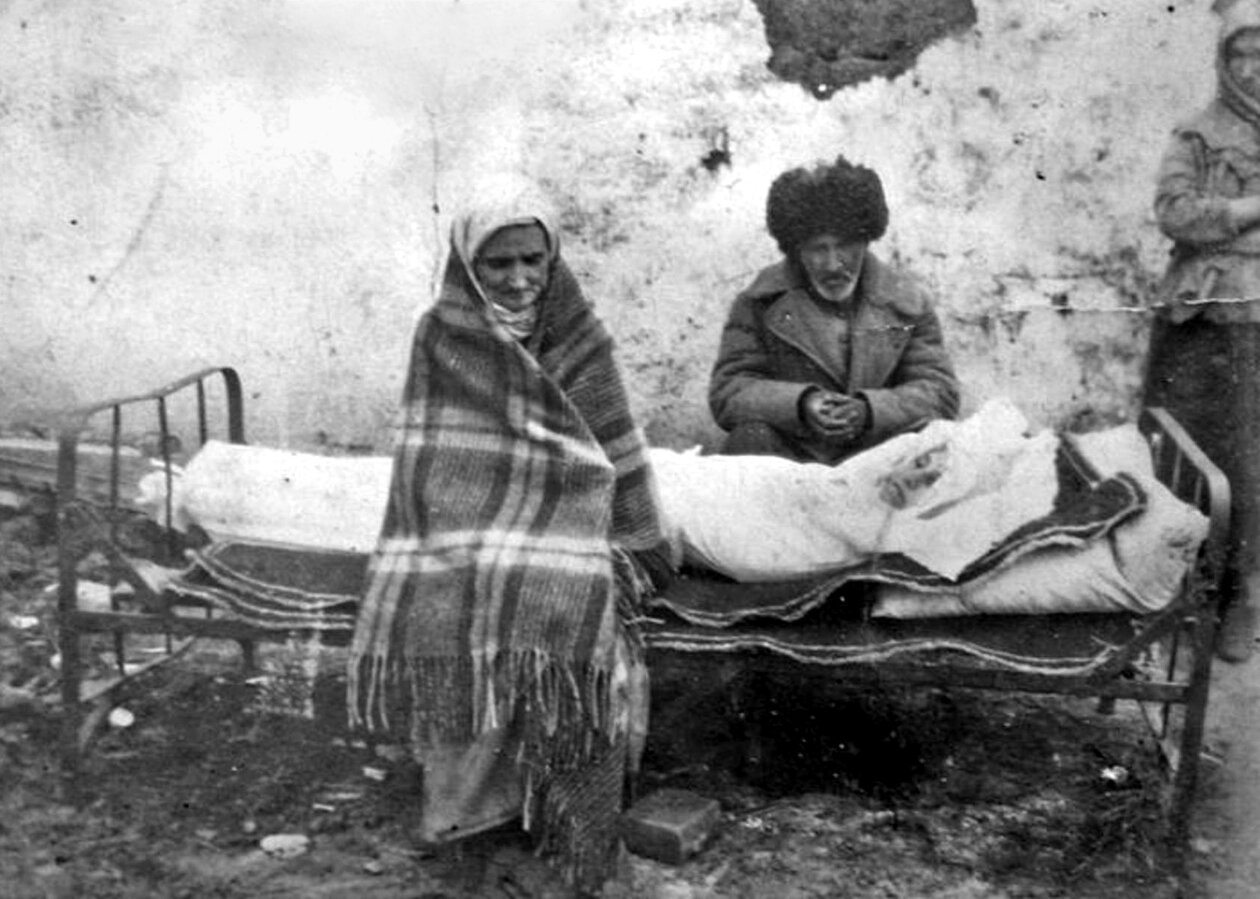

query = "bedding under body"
[133, 406, 1207, 625]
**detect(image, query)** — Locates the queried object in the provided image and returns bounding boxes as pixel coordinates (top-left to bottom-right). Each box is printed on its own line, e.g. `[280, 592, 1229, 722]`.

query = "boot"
[1217, 598, 1258, 663]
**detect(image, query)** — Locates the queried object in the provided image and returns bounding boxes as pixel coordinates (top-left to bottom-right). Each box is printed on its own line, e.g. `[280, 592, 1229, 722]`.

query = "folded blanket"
[175, 540, 364, 631]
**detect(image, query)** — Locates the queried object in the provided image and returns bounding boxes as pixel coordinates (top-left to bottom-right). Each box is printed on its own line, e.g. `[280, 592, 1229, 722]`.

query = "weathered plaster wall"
[0, 0, 1218, 450]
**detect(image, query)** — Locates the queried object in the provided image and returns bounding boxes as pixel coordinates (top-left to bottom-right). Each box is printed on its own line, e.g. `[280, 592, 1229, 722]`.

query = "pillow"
[870, 539, 1143, 618]
[1073, 424, 1210, 612]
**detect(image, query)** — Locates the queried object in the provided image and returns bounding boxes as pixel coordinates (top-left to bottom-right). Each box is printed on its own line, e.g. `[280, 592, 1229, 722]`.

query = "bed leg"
[57, 563, 84, 802]
[58, 625, 84, 805]
[1166, 609, 1217, 870]
[56, 438, 84, 805]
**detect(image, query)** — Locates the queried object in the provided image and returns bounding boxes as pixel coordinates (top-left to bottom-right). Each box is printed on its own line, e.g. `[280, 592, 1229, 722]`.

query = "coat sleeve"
[708, 293, 816, 437]
[1154, 130, 1240, 246]
[856, 305, 960, 443]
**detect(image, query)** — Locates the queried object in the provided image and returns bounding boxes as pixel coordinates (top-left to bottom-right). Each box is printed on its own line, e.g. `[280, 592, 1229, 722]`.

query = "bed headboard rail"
[54, 366, 244, 504]
[54, 365, 245, 589]
[1139, 406, 1231, 582]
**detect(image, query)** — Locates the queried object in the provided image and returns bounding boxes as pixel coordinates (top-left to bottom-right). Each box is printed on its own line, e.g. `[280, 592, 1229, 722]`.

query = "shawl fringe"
[347, 648, 620, 751]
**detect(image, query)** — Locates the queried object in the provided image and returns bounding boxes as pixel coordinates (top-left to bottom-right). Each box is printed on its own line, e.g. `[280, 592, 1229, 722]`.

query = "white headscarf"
[1217, 0, 1260, 125]
[448, 175, 561, 340]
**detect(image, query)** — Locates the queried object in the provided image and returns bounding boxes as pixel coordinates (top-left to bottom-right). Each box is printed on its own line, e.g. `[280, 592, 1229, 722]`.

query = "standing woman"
[1147, 0, 1260, 663]
[349, 177, 668, 894]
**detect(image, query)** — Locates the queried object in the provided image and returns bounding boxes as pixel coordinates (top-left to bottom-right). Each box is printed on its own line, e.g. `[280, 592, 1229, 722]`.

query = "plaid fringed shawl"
[348, 202, 663, 886]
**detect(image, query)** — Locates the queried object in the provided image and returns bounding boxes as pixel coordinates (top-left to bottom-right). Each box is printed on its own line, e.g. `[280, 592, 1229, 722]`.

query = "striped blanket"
[347, 234, 664, 887]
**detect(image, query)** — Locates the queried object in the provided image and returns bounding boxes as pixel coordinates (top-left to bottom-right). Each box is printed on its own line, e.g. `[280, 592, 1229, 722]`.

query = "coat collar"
[741, 252, 923, 316]
[749, 253, 917, 388]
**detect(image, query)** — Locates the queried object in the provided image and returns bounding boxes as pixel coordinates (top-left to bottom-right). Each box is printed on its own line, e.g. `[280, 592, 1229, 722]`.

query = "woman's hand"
[802, 389, 869, 443]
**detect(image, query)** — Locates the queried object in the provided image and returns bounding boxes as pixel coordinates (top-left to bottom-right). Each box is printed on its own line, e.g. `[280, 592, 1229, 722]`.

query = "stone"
[621, 789, 720, 865]
[259, 833, 310, 859]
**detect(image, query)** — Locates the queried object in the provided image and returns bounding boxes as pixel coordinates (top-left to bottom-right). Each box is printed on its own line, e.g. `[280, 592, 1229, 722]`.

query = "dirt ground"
[0, 504, 1249, 899]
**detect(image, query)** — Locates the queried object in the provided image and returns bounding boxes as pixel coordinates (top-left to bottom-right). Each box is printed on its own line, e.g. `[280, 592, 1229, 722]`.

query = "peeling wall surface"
[0, 0, 1218, 450]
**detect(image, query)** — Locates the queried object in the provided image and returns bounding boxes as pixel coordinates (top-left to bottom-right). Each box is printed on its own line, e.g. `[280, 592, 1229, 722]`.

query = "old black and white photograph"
[2, 1, 1258, 896]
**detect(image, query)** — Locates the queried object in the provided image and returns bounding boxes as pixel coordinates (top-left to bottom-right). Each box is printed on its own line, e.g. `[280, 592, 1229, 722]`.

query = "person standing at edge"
[1146, 0, 1260, 663]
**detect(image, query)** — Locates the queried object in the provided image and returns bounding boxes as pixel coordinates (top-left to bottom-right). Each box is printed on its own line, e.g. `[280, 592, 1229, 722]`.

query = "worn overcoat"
[709, 253, 959, 462]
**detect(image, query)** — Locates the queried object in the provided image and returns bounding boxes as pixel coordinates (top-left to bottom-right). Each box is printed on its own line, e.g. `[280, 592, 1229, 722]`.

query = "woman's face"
[798, 233, 867, 304]
[1229, 30, 1260, 100]
[474, 224, 549, 311]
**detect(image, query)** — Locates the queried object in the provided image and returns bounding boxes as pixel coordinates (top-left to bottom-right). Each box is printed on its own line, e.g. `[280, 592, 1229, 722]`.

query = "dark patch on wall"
[752, 0, 978, 99]
[700, 126, 732, 173]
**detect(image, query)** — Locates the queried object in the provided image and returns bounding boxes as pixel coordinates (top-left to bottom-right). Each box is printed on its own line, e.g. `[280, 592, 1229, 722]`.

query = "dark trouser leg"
[1220, 326, 1260, 661]
[718, 421, 809, 460]
[1145, 317, 1260, 662]
[1219, 572, 1258, 663]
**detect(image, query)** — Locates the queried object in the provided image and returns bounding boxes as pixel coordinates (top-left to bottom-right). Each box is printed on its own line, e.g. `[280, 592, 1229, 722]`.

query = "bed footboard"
[55, 367, 245, 791]
[1136, 406, 1230, 854]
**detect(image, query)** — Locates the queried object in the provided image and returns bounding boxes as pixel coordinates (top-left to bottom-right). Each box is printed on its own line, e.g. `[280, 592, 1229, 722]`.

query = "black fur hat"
[765, 154, 889, 256]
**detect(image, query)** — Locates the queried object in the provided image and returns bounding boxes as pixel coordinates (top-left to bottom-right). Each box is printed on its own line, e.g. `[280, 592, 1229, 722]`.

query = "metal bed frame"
[52, 366, 1230, 863]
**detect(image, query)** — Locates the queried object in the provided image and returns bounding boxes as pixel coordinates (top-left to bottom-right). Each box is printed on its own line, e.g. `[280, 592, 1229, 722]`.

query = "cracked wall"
[0, 0, 1219, 450]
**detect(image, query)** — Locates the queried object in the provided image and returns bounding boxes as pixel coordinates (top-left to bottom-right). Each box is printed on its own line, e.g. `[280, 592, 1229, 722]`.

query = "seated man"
[709, 153, 960, 463]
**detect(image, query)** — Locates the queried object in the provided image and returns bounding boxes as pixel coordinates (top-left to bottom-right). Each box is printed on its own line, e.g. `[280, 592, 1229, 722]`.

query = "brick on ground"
[620, 788, 720, 865]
